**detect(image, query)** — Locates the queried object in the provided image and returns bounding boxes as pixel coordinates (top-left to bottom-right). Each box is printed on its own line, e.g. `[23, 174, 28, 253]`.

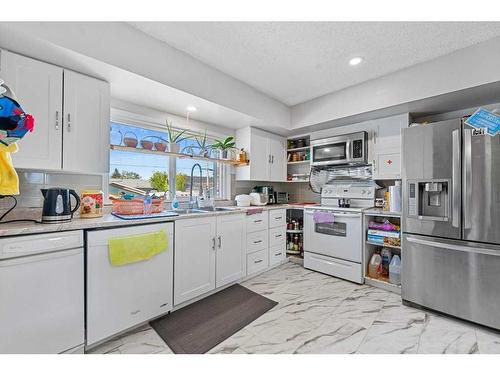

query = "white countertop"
[0, 203, 314, 237]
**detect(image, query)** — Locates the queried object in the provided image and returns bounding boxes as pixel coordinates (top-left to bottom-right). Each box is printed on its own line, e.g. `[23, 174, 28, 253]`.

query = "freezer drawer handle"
[406, 236, 500, 257]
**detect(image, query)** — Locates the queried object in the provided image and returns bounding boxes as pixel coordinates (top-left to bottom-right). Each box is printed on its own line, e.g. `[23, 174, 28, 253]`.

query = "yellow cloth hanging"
[0, 143, 19, 196]
[108, 231, 168, 266]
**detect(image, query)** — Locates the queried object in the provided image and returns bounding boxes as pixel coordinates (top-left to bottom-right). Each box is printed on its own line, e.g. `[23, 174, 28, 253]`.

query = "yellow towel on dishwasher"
[108, 231, 168, 266]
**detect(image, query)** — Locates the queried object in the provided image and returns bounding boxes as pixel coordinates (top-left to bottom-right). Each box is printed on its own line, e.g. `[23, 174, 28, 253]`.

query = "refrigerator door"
[402, 233, 500, 330]
[463, 122, 500, 244]
[402, 119, 461, 239]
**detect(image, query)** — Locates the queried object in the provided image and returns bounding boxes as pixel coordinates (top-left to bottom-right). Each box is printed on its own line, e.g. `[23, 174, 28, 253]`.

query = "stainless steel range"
[304, 181, 375, 283]
[402, 117, 500, 330]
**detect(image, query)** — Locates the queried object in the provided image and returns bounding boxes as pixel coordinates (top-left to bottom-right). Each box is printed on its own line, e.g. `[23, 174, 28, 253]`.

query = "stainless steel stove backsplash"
[0, 170, 103, 210]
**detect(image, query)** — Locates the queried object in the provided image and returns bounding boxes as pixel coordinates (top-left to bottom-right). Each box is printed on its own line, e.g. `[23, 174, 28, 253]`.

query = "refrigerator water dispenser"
[408, 180, 449, 221]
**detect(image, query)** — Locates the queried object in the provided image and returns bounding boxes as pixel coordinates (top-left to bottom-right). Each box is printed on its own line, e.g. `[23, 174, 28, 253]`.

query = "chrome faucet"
[189, 163, 204, 209]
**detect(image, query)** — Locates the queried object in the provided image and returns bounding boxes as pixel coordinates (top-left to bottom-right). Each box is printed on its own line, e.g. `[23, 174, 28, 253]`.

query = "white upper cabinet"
[0, 50, 110, 174]
[1, 50, 63, 170]
[268, 133, 287, 181]
[236, 127, 286, 182]
[63, 70, 110, 174]
[371, 113, 409, 180]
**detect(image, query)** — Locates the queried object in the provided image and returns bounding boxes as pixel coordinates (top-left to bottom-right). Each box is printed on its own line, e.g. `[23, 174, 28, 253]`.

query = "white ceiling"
[129, 22, 500, 106]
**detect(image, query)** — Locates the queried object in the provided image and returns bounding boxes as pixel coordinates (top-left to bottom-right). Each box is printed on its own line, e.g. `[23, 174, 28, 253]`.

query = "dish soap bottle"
[171, 195, 180, 210]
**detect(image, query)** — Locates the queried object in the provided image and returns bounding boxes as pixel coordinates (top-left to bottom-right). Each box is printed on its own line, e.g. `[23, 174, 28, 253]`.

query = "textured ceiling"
[129, 22, 500, 106]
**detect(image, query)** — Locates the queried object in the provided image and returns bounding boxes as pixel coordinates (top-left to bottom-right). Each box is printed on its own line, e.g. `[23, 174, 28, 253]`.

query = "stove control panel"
[321, 184, 375, 200]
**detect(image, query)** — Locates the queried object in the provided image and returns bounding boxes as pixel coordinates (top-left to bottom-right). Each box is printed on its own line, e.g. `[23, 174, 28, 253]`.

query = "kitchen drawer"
[246, 212, 268, 233]
[304, 252, 363, 284]
[269, 244, 286, 266]
[247, 230, 268, 254]
[269, 209, 286, 228]
[269, 226, 286, 248]
[247, 249, 269, 275]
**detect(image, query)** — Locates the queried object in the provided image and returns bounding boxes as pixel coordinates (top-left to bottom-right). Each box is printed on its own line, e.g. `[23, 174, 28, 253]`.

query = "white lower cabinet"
[174, 217, 217, 306]
[174, 214, 246, 306]
[247, 249, 269, 275]
[86, 223, 174, 347]
[269, 244, 286, 266]
[215, 214, 246, 288]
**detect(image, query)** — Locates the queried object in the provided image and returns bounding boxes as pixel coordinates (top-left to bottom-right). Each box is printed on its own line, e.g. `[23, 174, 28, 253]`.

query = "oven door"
[304, 209, 362, 263]
[311, 140, 349, 166]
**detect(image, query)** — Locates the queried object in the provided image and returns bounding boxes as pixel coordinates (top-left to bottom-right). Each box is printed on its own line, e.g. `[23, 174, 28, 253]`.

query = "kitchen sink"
[172, 209, 207, 214]
[198, 207, 241, 212]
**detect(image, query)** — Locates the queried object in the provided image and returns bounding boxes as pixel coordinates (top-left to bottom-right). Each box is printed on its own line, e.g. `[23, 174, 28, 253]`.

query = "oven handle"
[304, 210, 361, 218]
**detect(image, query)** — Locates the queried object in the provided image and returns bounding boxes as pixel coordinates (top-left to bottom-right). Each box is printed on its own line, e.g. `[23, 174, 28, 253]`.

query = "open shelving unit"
[363, 209, 402, 294]
[110, 144, 249, 167]
[286, 134, 311, 183]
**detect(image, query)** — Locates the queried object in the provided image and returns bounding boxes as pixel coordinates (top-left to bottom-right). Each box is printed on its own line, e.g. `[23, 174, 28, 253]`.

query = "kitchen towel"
[108, 230, 168, 266]
[313, 211, 335, 224]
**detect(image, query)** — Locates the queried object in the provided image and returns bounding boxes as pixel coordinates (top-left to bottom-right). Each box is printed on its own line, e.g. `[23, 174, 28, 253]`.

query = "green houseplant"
[212, 136, 236, 159]
[165, 120, 190, 153]
[185, 129, 211, 157]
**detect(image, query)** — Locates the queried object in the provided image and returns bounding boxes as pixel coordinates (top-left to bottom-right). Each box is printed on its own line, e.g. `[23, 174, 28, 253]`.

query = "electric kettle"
[41, 188, 81, 223]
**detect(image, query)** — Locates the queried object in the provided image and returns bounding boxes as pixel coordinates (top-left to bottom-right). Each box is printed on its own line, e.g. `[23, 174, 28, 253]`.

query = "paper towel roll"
[389, 184, 402, 213]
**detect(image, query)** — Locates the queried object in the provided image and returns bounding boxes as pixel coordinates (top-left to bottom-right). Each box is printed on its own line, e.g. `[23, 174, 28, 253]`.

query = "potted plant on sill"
[184, 129, 211, 157]
[212, 136, 236, 159]
[165, 120, 190, 153]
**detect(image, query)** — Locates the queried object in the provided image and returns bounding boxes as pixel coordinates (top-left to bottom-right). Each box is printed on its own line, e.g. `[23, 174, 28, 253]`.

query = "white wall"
[291, 36, 500, 129]
[0, 22, 290, 130]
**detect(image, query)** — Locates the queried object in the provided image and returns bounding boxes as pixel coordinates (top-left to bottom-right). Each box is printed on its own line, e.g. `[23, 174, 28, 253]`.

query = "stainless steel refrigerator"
[402, 117, 500, 330]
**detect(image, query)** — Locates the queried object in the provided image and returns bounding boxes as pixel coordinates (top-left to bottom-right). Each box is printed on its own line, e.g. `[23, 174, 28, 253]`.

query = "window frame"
[109, 110, 232, 202]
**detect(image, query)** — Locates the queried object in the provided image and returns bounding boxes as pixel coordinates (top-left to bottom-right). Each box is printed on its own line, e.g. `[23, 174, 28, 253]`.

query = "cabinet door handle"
[254, 259, 263, 264]
[212, 237, 216, 250]
[275, 234, 282, 238]
[271, 155, 274, 163]
[275, 216, 282, 220]
[268, 154, 272, 163]
[276, 252, 282, 256]
[55, 111, 59, 130]
[254, 219, 263, 223]
[67, 113, 71, 131]
[253, 240, 262, 244]
[218, 235, 222, 249]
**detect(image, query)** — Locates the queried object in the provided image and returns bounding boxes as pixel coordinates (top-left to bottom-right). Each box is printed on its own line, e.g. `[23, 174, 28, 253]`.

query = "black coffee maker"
[41, 188, 80, 223]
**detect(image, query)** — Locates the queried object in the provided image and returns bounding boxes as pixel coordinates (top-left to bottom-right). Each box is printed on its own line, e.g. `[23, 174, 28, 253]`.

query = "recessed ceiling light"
[349, 57, 363, 66]
[187, 106, 197, 112]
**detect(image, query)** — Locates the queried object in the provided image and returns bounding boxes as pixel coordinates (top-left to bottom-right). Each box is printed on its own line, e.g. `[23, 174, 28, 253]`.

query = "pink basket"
[112, 198, 164, 215]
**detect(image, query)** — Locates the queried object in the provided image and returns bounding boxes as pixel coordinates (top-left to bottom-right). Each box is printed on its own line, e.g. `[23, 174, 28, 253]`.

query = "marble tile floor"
[88, 262, 500, 354]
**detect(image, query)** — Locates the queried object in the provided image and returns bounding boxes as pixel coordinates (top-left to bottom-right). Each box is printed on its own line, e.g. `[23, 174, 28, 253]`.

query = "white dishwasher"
[86, 222, 174, 347]
[0, 231, 85, 354]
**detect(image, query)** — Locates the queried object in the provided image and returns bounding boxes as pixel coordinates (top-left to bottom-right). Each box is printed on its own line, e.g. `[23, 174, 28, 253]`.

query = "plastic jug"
[389, 255, 401, 285]
[368, 253, 382, 279]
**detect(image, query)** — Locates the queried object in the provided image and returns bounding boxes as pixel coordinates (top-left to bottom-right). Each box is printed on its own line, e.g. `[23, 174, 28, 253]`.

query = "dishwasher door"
[403, 233, 500, 330]
[0, 234, 84, 354]
[86, 222, 174, 347]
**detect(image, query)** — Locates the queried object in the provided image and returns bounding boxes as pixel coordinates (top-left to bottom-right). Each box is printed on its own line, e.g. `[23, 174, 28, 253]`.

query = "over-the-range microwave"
[310, 131, 368, 166]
